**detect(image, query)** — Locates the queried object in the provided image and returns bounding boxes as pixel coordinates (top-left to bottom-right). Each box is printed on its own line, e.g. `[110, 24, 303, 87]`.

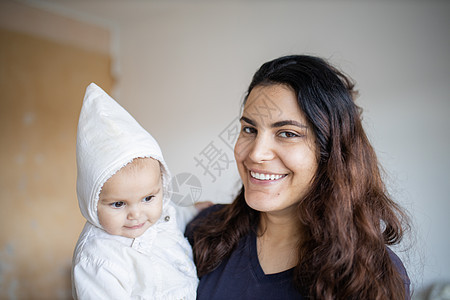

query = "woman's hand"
[194, 201, 214, 212]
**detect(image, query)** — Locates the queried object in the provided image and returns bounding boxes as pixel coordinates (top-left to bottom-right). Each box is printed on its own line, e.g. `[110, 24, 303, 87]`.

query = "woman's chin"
[245, 193, 280, 213]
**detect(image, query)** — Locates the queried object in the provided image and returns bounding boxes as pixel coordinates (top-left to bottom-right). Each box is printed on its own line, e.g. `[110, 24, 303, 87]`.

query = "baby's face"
[97, 158, 163, 238]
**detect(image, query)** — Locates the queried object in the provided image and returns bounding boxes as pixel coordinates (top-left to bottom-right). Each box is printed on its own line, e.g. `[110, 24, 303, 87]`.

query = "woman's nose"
[248, 134, 275, 163]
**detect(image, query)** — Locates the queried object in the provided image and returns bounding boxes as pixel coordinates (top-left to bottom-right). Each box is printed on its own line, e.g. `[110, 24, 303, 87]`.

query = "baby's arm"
[73, 259, 131, 300]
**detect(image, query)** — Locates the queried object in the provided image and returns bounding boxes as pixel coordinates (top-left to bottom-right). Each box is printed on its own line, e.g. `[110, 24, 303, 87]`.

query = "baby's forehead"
[100, 157, 163, 198]
[103, 157, 163, 187]
[121, 157, 161, 174]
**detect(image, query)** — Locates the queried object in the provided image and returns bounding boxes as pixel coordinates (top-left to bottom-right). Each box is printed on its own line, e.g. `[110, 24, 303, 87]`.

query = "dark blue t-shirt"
[186, 205, 410, 300]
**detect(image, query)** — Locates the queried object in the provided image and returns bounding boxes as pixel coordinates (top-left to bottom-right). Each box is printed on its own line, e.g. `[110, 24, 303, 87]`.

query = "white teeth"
[250, 171, 284, 181]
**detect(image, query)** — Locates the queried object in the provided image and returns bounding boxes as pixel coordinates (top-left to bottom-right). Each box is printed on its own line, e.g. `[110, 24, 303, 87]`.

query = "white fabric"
[174, 205, 197, 233]
[73, 203, 198, 300]
[76, 82, 172, 228]
[73, 83, 198, 299]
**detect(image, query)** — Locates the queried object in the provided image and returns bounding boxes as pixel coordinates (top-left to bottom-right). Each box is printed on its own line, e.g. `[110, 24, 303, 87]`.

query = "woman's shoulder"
[184, 204, 227, 243]
[387, 248, 410, 279]
[386, 247, 411, 298]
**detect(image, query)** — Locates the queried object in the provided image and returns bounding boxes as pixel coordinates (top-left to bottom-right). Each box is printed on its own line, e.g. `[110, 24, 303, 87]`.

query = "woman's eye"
[111, 201, 125, 208]
[242, 126, 256, 134]
[279, 131, 300, 138]
[143, 196, 154, 203]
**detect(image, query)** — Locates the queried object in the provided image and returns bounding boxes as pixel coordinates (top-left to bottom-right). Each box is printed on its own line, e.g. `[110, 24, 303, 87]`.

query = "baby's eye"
[279, 131, 300, 138]
[242, 126, 257, 134]
[143, 196, 154, 203]
[111, 201, 125, 208]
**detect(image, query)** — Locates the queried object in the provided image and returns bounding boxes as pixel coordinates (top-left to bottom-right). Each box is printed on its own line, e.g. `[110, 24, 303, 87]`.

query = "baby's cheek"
[98, 210, 115, 230]
[153, 207, 163, 221]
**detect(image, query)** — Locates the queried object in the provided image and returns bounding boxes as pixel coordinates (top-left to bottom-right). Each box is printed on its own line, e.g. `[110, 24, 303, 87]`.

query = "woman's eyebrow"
[271, 120, 308, 129]
[240, 116, 256, 126]
[240, 116, 307, 129]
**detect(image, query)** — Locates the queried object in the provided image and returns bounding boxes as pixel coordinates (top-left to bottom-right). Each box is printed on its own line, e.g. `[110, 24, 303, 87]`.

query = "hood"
[76, 83, 171, 228]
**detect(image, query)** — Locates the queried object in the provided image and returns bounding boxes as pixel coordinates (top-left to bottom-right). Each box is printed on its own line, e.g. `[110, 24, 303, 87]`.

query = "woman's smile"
[249, 170, 287, 181]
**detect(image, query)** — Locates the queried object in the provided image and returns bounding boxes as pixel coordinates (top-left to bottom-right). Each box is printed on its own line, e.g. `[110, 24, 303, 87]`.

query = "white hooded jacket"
[72, 83, 198, 299]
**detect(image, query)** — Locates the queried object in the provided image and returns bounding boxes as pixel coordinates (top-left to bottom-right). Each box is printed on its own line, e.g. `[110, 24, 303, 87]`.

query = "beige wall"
[0, 2, 113, 299]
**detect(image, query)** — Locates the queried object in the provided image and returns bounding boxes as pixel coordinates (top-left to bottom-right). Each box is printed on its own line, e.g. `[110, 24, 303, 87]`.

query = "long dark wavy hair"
[191, 55, 410, 299]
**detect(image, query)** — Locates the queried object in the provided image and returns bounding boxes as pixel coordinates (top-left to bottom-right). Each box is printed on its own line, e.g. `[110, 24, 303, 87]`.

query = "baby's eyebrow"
[99, 198, 119, 203]
[140, 187, 161, 199]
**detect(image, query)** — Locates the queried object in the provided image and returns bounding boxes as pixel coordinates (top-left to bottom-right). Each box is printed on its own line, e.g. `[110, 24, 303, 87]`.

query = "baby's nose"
[127, 206, 140, 219]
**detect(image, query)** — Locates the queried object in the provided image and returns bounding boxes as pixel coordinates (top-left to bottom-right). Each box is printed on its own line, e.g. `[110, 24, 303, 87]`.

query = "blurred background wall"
[0, 1, 113, 299]
[0, 0, 449, 299]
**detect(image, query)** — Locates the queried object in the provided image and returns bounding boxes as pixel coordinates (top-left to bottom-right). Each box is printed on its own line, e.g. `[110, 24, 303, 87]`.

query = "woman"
[186, 55, 410, 299]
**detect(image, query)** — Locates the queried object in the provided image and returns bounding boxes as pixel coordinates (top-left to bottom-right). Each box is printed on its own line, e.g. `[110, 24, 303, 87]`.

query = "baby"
[72, 83, 198, 299]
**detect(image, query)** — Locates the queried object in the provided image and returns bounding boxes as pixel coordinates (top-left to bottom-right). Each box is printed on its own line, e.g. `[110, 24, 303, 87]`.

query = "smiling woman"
[186, 55, 411, 300]
[235, 84, 318, 216]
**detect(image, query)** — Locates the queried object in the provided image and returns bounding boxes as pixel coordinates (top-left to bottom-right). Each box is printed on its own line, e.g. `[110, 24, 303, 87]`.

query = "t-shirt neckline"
[248, 229, 294, 282]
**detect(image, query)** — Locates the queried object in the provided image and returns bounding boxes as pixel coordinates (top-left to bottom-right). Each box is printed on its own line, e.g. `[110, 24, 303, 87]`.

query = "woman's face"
[234, 84, 318, 216]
